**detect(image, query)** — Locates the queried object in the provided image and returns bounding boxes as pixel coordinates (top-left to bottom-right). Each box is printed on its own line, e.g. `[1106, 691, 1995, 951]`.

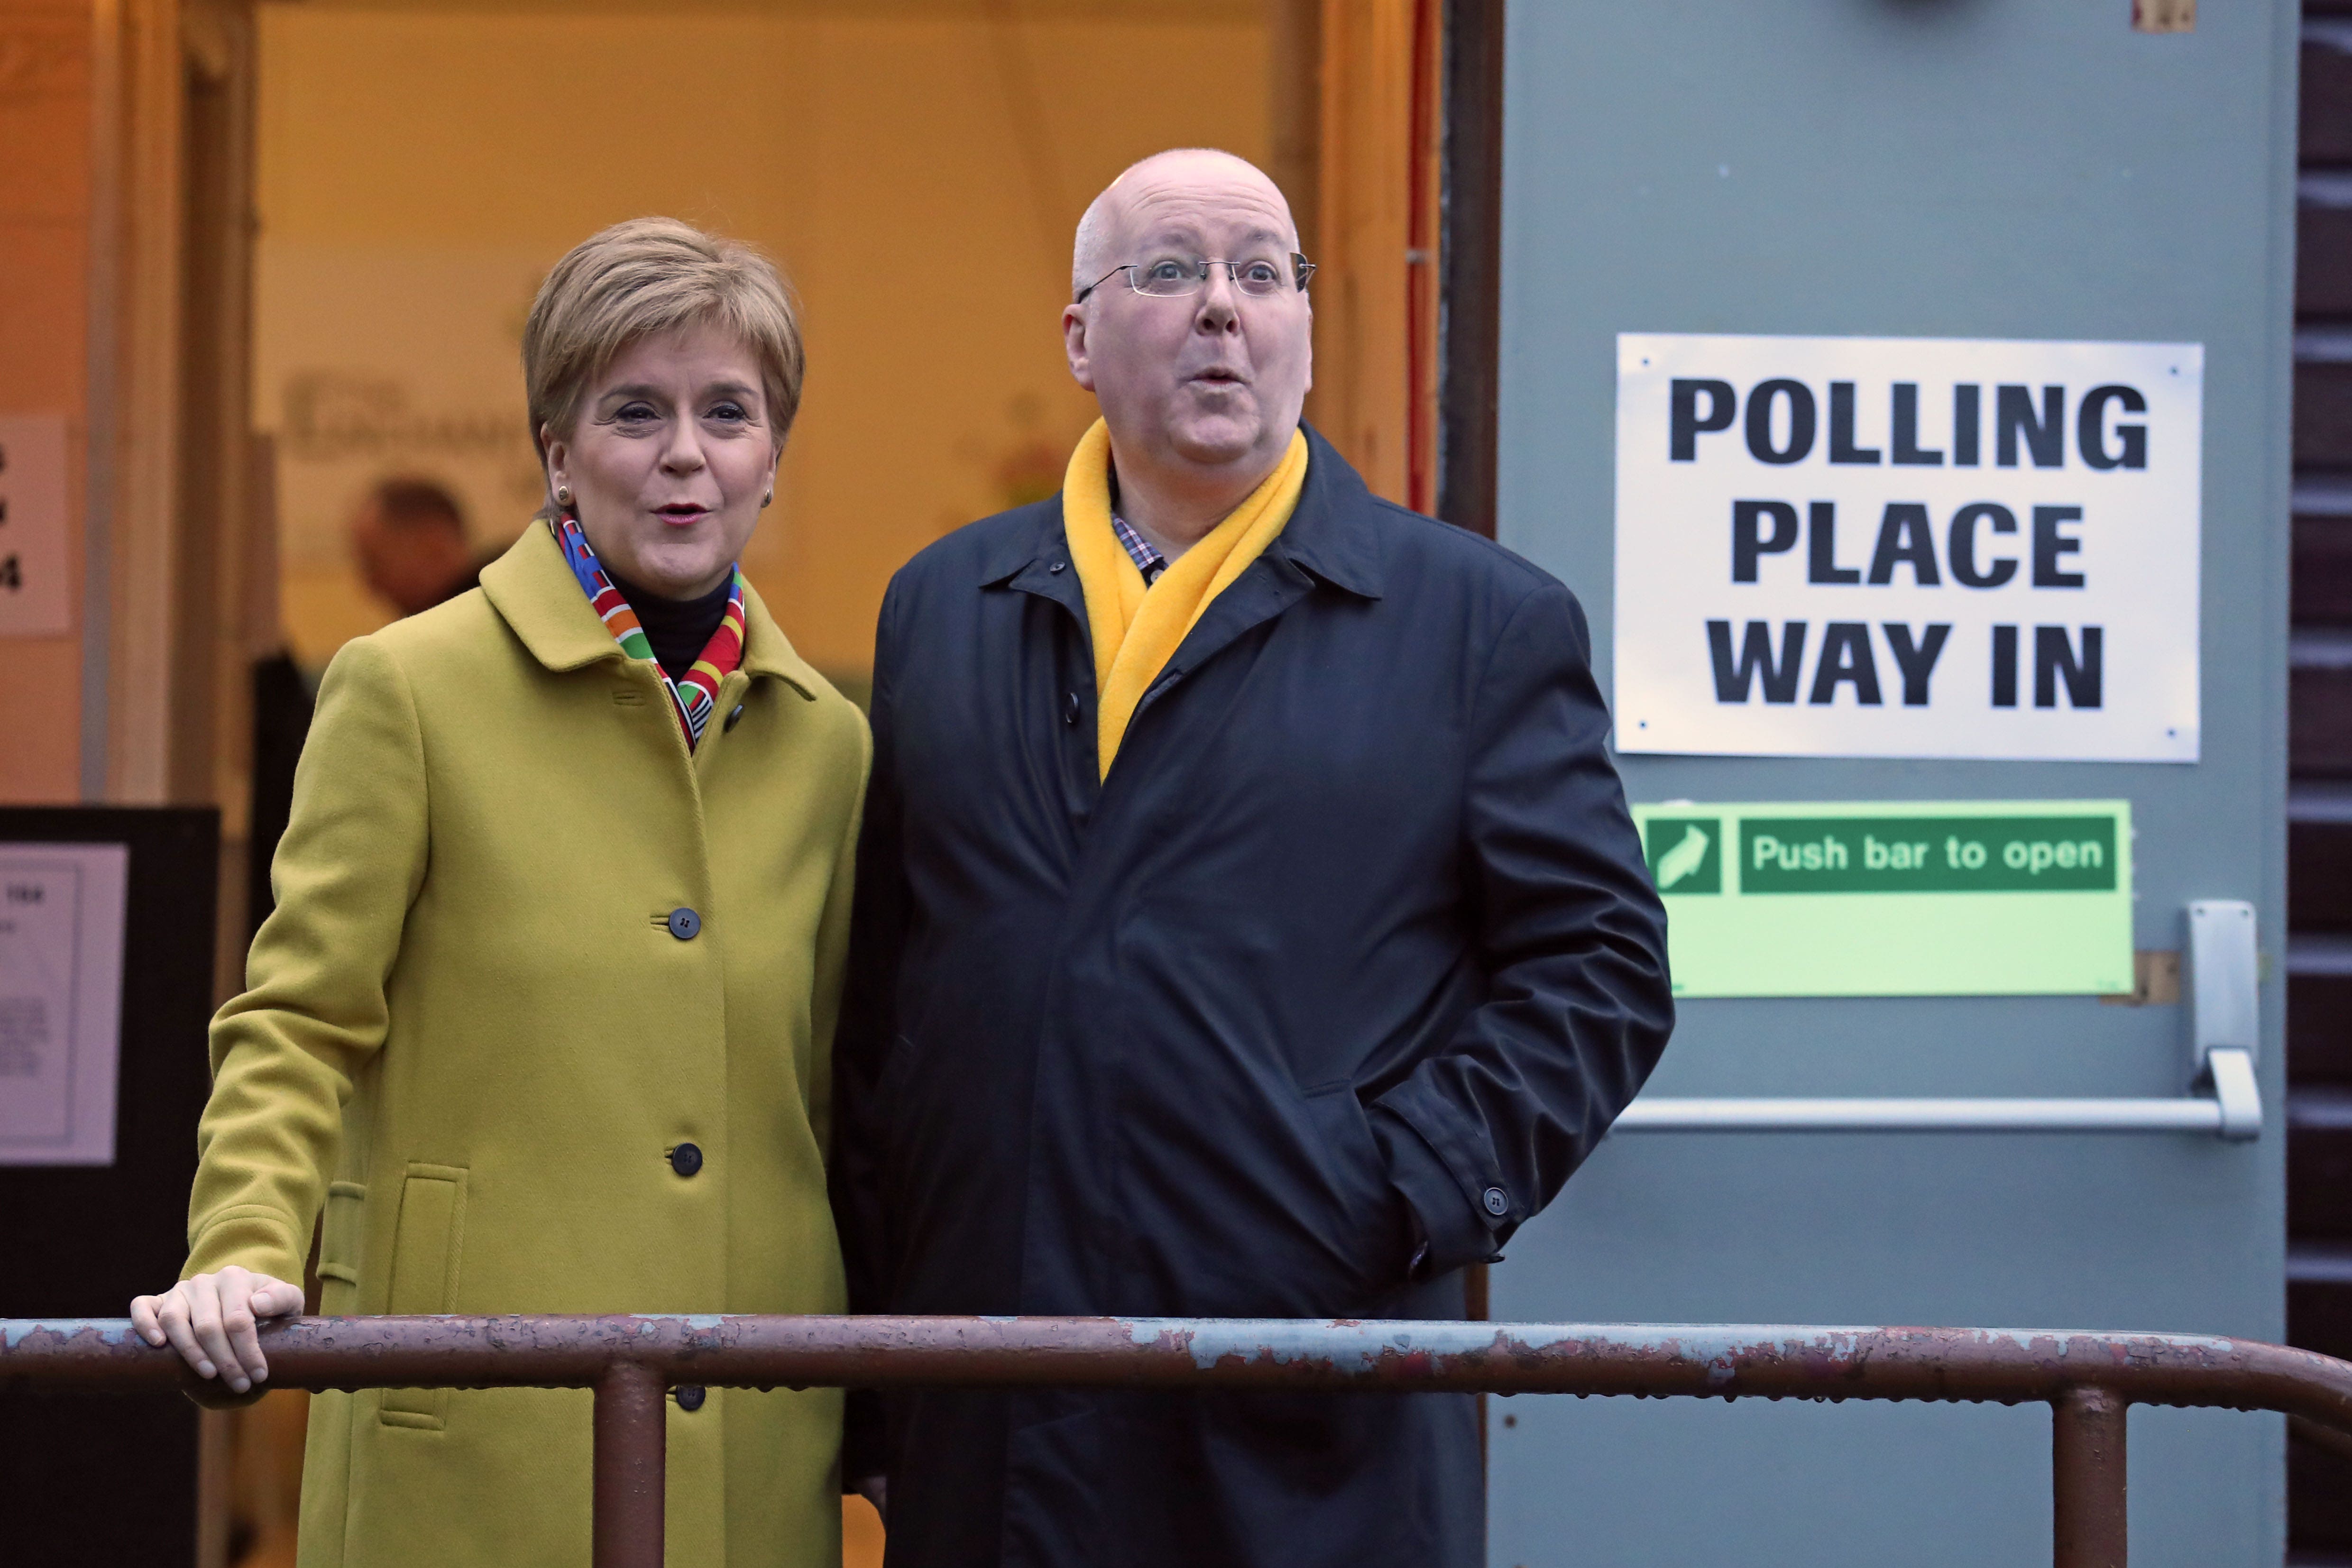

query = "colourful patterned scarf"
[553, 515, 745, 749]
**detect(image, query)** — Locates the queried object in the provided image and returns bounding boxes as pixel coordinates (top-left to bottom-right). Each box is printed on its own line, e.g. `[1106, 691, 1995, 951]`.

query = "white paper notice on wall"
[0, 844, 129, 1165]
[0, 414, 72, 637]
[1613, 334, 2202, 762]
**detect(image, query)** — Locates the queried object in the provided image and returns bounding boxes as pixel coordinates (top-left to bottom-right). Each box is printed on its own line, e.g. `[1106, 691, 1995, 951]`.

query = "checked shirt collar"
[1110, 511, 1167, 586]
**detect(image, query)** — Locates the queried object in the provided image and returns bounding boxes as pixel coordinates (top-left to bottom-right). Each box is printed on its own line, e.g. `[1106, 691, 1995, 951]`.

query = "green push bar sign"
[1631, 800, 2134, 998]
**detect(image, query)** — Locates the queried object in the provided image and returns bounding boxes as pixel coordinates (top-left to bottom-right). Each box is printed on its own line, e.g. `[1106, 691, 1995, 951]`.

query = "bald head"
[1072, 148, 1299, 299]
[1059, 146, 1314, 543]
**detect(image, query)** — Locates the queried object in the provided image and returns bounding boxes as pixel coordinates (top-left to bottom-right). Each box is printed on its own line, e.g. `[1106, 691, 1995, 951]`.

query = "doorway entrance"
[218, 3, 1441, 1564]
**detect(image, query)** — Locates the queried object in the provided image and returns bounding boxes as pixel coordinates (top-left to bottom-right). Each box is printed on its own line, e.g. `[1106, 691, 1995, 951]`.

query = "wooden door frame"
[1437, 0, 1503, 541]
[83, 0, 261, 814]
[1310, 0, 1502, 535]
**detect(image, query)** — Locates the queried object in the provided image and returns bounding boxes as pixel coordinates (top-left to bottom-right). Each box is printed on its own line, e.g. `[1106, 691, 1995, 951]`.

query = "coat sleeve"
[831, 577, 910, 1482]
[183, 635, 431, 1286]
[1368, 580, 1674, 1277]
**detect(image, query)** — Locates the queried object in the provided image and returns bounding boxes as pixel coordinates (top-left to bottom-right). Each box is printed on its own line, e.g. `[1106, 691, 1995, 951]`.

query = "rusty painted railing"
[8, 1315, 2351, 1567]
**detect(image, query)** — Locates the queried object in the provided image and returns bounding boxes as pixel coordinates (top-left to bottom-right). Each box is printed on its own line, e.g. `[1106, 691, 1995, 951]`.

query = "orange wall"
[0, 0, 90, 801]
[255, 5, 1272, 679]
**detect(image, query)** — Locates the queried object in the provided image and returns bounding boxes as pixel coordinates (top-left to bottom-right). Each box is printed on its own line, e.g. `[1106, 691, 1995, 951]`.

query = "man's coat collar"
[976, 422, 1387, 603]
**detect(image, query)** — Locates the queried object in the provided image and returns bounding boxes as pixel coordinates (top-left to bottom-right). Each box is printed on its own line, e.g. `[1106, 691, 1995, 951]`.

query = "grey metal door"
[1486, 5, 2293, 1565]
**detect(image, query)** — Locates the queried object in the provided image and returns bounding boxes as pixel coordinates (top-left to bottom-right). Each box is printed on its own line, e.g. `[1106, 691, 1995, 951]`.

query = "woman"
[130, 218, 866, 1568]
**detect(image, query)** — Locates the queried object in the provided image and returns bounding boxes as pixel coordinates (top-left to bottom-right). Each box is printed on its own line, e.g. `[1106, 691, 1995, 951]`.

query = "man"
[348, 475, 480, 616]
[833, 148, 1673, 1568]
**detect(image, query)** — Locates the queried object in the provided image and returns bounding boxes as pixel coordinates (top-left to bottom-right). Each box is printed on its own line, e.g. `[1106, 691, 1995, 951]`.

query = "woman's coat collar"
[481, 520, 822, 701]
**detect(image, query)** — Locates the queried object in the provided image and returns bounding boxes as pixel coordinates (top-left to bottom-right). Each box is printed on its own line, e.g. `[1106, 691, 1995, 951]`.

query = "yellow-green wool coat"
[183, 523, 868, 1568]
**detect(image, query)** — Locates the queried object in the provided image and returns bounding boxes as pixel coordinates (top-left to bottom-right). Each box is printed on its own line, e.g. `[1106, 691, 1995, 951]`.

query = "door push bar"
[1612, 901, 2264, 1141]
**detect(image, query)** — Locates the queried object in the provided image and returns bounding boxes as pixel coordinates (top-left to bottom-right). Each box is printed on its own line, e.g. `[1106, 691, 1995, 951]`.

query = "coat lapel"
[1137, 554, 1313, 707]
[1135, 424, 1386, 707]
[735, 585, 824, 703]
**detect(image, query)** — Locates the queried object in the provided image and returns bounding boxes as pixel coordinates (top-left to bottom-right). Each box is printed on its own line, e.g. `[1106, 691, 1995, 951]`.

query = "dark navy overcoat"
[832, 427, 1673, 1568]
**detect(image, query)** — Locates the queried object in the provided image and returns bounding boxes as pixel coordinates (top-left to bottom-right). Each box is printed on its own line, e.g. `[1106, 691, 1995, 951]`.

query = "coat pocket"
[1298, 1083, 1405, 1301]
[379, 1163, 467, 1430]
[316, 1181, 367, 1315]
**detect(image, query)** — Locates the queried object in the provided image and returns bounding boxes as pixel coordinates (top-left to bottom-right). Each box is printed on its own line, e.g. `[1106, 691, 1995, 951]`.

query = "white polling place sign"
[1613, 334, 2202, 762]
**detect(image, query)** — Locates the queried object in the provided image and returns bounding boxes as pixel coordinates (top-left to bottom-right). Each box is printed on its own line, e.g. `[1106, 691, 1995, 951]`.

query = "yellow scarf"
[1063, 419, 1309, 779]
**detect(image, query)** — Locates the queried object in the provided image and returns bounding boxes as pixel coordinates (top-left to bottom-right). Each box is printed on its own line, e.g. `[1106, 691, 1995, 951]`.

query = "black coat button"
[1063, 692, 1081, 727]
[674, 1385, 706, 1412]
[1482, 1185, 1509, 1217]
[670, 1142, 704, 1177]
[1049, 560, 1066, 574]
[723, 704, 744, 733]
[667, 907, 700, 940]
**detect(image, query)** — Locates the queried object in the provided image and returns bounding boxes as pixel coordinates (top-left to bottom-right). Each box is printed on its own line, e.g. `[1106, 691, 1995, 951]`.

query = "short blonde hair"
[523, 217, 805, 455]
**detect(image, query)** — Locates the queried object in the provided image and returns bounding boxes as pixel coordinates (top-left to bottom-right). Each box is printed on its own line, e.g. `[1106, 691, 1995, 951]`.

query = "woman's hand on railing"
[128, 1268, 302, 1394]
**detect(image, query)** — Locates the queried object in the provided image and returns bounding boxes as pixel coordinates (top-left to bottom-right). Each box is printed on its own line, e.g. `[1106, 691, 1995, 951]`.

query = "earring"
[554, 484, 573, 509]
[762, 491, 773, 508]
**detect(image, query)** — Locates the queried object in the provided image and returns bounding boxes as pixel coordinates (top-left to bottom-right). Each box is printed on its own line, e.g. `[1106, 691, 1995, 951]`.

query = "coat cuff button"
[1482, 1185, 1509, 1217]
[674, 1385, 706, 1412]
[670, 1142, 704, 1177]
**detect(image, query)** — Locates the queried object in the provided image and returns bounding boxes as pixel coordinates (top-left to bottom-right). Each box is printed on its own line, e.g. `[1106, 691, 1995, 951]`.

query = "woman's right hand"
[129, 1267, 303, 1394]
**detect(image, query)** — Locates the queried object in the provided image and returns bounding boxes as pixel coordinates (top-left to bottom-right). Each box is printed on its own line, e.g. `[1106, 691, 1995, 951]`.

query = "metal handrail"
[1615, 1045, 2263, 1138]
[8, 1313, 2348, 1568]
[1613, 901, 2269, 1139]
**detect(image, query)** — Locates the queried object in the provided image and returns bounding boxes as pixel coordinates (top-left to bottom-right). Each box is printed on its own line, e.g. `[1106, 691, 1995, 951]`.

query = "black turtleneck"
[606, 568, 733, 682]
